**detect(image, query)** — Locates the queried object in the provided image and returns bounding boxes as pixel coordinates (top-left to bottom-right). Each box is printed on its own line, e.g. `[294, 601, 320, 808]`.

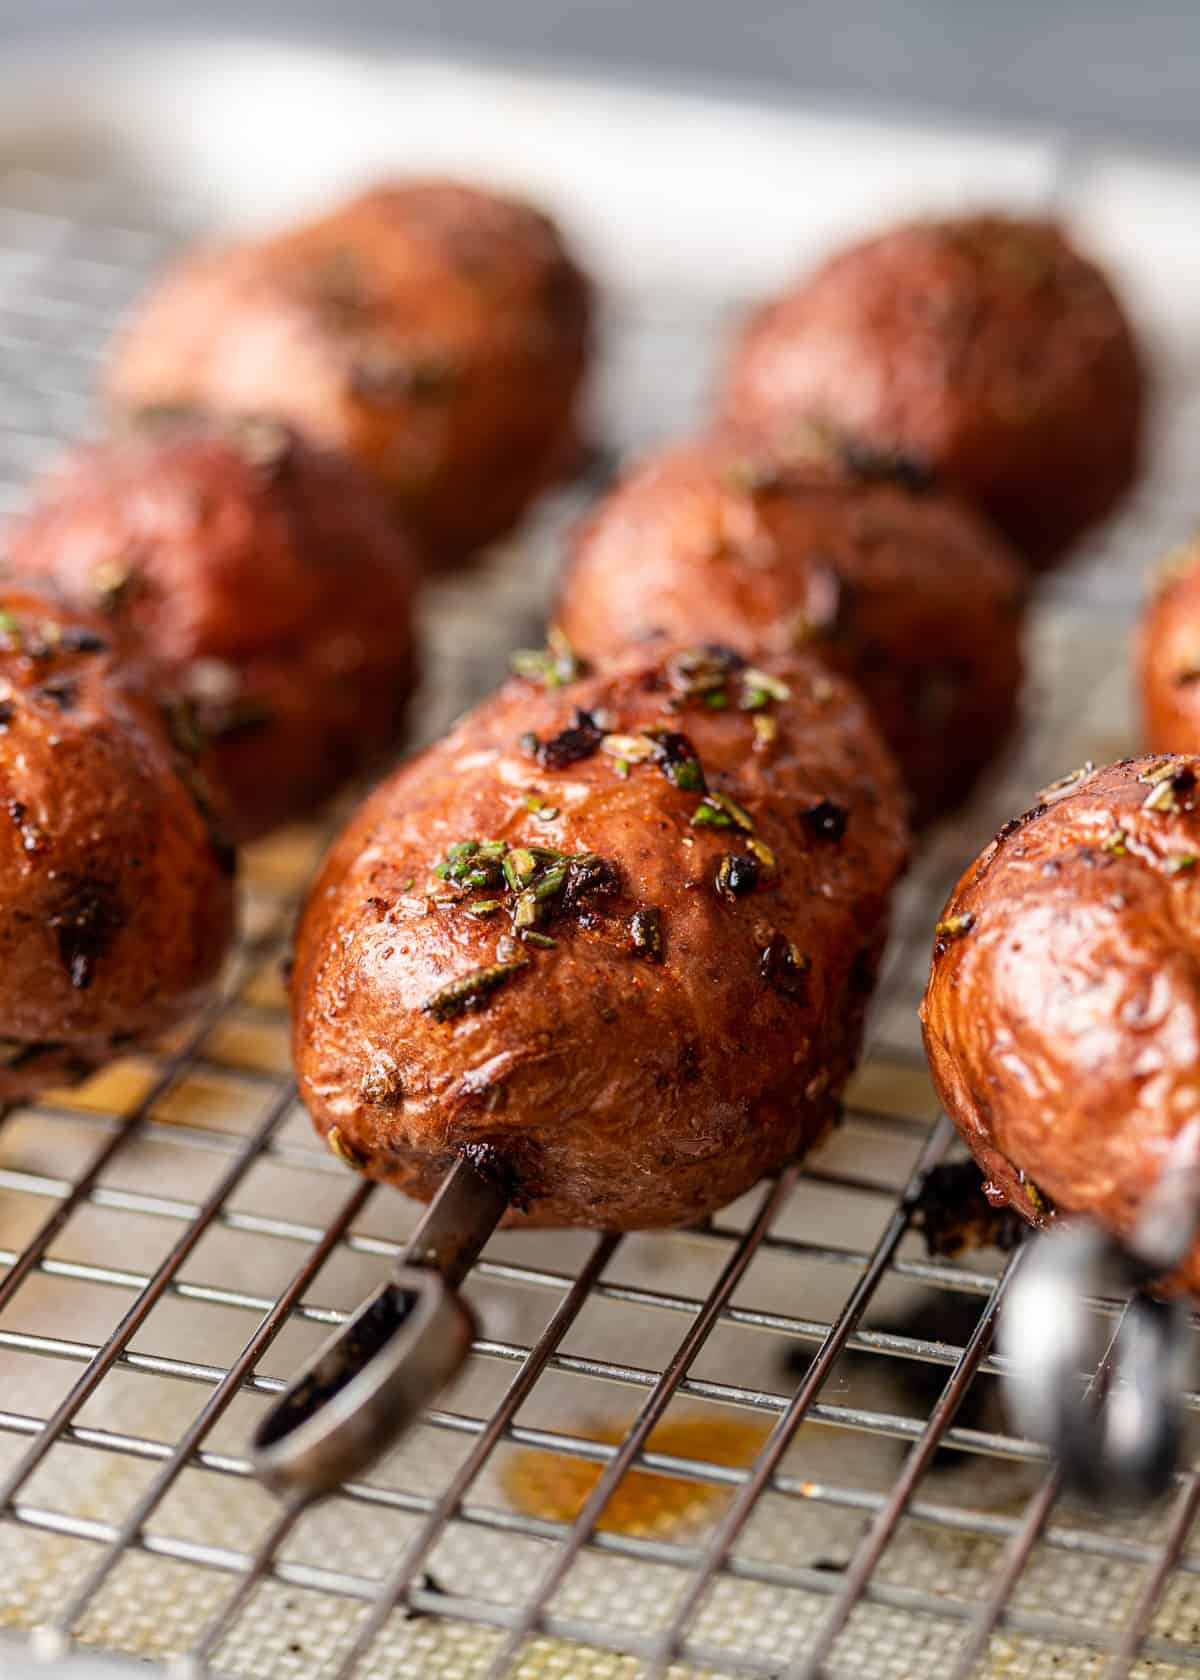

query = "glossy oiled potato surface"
[7, 419, 420, 841]
[107, 180, 593, 562]
[556, 433, 1026, 822]
[0, 585, 235, 1100]
[293, 642, 908, 1228]
[721, 214, 1144, 566]
[921, 757, 1200, 1291]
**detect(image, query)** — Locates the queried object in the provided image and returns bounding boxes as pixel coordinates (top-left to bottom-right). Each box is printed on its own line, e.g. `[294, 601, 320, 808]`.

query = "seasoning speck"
[715, 853, 760, 902]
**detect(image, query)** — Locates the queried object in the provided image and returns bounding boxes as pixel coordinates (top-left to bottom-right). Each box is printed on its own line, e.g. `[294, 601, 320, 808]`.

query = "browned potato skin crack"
[292, 641, 908, 1229]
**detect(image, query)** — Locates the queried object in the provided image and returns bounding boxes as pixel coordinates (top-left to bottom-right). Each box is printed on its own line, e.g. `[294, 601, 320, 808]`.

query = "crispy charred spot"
[34, 678, 79, 712]
[8, 799, 47, 855]
[666, 644, 747, 706]
[913, 1161, 1028, 1258]
[48, 880, 124, 990]
[560, 853, 620, 916]
[57, 627, 108, 655]
[840, 436, 937, 494]
[801, 800, 849, 844]
[531, 708, 604, 769]
[0, 700, 13, 730]
[759, 932, 810, 1000]
[629, 906, 664, 961]
[455, 1140, 520, 1201]
[645, 727, 706, 792]
[203, 696, 275, 740]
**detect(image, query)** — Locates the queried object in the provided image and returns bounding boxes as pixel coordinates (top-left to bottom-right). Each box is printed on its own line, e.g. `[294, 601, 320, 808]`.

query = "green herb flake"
[510, 627, 586, 689]
[1101, 828, 1128, 855]
[601, 733, 654, 764]
[740, 668, 791, 709]
[935, 912, 976, 940]
[753, 714, 778, 750]
[704, 689, 730, 710]
[467, 899, 503, 917]
[746, 836, 776, 872]
[327, 1126, 367, 1170]
[524, 792, 560, 821]
[521, 931, 557, 949]
[1023, 1177, 1046, 1215]
[629, 906, 664, 961]
[1166, 853, 1197, 873]
[692, 789, 754, 832]
[1038, 761, 1094, 801]
[423, 958, 528, 1022]
[615, 758, 630, 778]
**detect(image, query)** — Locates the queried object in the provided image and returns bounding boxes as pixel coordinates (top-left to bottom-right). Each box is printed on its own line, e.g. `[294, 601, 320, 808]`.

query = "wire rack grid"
[0, 164, 1198, 1680]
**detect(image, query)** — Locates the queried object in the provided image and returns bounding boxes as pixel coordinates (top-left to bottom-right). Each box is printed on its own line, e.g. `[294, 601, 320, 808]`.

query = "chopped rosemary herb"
[629, 906, 664, 961]
[467, 899, 503, 916]
[423, 958, 529, 1022]
[666, 644, 745, 707]
[521, 931, 557, 948]
[753, 714, 779, 749]
[327, 1126, 368, 1169]
[715, 852, 760, 902]
[615, 758, 630, 778]
[644, 727, 707, 792]
[739, 667, 791, 709]
[1141, 759, 1180, 785]
[1101, 828, 1128, 855]
[1038, 762, 1094, 800]
[746, 836, 776, 872]
[600, 732, 654, 764]
[692, 789, 754, 831]
[510, 627, 586, 689]
[1142, 764, 1196, 813]
[524, 792, 560, 821]
[935, 912, 976, 939]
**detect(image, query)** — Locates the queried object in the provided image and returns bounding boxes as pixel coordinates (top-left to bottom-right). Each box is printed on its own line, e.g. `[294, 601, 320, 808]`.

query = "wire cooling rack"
[0, 163, 1199, 1680]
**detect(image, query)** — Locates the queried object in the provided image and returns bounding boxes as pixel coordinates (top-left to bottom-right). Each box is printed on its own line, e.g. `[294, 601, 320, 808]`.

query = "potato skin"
[106, 180, 593, 563]
[1139, 538, 1200, 755]
[920, 757, 1200, 1292]
[0, 585, 235, 1101]
[7, 419, 420, 842]
[293, 642, 908, 1228]
[556, 434, 1026, 823]
[720, 215, 1144, 567]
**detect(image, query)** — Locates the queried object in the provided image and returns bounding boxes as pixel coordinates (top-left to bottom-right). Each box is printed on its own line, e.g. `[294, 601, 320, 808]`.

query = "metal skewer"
[251, 1155, 509, 1501]
[1000, 1127, 1200, 1506]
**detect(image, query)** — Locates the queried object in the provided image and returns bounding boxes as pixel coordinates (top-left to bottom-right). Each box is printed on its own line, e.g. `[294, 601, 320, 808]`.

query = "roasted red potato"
[106, 179, 593, 563]
[293, 640, 908, 1228]
[0, 584, 235, 1100]
[556, 432, 1026, 822]
[721, 214, 1144, 566]
[7, 416, 420, 842]
[921, 757, 1200, 1291]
